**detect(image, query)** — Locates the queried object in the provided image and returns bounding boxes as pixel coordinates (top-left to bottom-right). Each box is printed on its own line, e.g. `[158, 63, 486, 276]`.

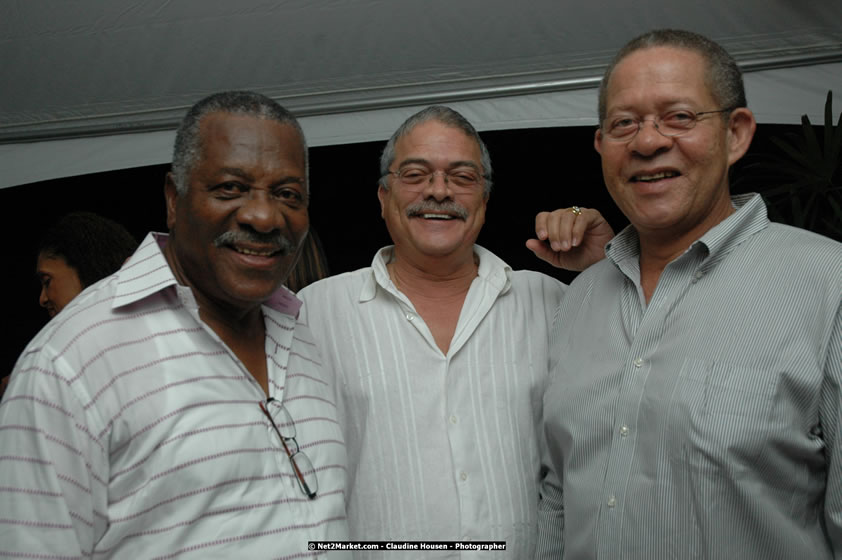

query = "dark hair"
[171, 91, 308, 195]
[598, 29, 746, 122]
[379, 105, 493, 195]
[38, 212, 138, 287]
[285, 228, 330, 293]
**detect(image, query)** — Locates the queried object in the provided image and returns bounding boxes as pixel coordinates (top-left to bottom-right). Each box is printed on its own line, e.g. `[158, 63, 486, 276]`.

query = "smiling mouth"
[418, 213, 458, 220]
[231, 246, 282, 257]
[632, 171, 681, 182]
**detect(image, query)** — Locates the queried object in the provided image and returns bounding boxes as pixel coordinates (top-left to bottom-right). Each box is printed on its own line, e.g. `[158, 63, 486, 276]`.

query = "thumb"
[526, 239, 560, 266]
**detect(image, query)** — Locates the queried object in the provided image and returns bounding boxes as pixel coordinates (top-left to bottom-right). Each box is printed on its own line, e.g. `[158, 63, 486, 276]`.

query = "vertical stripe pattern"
[300, 245, 565, 558]
[537, 194, 842, 559]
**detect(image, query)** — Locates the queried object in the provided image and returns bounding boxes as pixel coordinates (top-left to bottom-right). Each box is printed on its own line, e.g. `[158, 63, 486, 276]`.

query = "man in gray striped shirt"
[537, 29, 842, 558]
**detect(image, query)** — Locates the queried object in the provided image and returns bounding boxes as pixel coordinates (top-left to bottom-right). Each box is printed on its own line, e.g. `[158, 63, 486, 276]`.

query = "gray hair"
[379, 105, 493, 195]
[171, 91, 308, 195]
[598, 29, 747, 123]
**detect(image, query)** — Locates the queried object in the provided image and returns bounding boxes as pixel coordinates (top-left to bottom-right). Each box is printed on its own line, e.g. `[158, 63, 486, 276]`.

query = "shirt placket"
[596, 253, 702, 558]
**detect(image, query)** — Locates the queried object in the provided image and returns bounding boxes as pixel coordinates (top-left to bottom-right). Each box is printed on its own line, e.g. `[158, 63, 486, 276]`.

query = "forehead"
[196, 112, 305, 168]
[394, 120, 482, 166]
[605, 46, 715, 111]
[36, 253, 73, 274]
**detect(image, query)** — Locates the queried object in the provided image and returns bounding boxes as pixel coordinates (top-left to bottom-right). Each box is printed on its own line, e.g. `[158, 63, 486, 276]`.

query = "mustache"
[213, 229, 297, 256]
[405, 200, 468, 220]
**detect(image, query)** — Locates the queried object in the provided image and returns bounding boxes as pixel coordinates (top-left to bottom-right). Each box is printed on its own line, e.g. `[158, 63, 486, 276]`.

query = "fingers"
[570, 207, 602, 246]
[534, 212, 551, 240]
[539, 207, 584, 252]
[530, 206, 613, 271]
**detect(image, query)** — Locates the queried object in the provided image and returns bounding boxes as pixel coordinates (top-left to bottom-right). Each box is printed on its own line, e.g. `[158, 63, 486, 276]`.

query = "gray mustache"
[213, 230, 297, 255]
[406, 200, 468, 220]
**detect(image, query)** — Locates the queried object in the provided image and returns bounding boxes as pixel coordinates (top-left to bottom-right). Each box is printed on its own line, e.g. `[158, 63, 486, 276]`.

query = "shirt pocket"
[668, 358, 779, 473]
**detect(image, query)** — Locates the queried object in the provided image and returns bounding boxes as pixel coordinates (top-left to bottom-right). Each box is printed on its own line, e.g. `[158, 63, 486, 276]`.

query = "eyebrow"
[608, 98, 700, 114]
[216, 167, 254, 182]
[397, 158, 482, 171]
[215, 167, 305, 185]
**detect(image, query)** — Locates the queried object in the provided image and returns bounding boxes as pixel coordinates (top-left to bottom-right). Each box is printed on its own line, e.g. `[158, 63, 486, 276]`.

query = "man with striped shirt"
[536, 29, 842, 558]
[299, 106, 613, 557]
[0, 92, 349, 558]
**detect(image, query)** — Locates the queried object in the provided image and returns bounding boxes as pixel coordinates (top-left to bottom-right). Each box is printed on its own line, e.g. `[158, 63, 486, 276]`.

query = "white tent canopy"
[2, 0, 840, 189]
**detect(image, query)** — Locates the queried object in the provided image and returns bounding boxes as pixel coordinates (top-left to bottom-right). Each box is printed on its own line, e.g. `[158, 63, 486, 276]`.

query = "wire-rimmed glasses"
[383, 166, 487, 194]
[601, 108, 734, 142]
[259, 398, 318, 499]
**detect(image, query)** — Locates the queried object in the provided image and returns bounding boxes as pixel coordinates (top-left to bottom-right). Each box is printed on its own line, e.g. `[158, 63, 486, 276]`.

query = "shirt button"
[633, 358, 643, 368]
[607, 495, 617, 508]
[460, 471, 468, 481]
[406, 313, 414, 321]
[450, 415, 458, 424]
[619, 425, 629, 437]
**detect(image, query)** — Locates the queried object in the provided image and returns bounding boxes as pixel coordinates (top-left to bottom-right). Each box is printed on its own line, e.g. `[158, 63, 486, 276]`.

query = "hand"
[526, 206, 614, 271]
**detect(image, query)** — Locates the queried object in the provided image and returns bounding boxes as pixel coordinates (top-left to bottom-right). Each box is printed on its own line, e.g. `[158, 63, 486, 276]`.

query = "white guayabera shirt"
[300, 245, 566, 558]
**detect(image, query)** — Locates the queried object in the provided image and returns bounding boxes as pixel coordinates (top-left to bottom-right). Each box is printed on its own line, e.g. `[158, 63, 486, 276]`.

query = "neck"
[162, 237, 269, 394]
[389, 247, 478, 298]
[163, 239, 265, 333]
[636, 202, 735, 304]
[638, 204, 734, 265]
[388, 246, 478, 355]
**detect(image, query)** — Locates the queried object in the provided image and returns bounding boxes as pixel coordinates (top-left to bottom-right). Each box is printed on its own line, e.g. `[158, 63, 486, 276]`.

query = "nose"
[39, 285, 49, 307]
[629, 118, 673, 156]
[237, 189, 283, 233]
[423, 170, 453, 200]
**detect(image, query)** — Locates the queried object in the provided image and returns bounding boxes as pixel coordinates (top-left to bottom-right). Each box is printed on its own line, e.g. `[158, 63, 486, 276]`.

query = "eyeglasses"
[383, 167, 486, 193]
[259, 398, 318, 499]
[601, 108, 734, 142]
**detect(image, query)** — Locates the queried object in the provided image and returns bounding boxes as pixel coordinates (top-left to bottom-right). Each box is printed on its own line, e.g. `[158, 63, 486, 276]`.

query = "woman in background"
[36, 211, 138, 317]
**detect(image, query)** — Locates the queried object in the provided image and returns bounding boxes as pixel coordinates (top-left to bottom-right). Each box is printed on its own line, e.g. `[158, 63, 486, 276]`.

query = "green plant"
[741, 90, 842, 240]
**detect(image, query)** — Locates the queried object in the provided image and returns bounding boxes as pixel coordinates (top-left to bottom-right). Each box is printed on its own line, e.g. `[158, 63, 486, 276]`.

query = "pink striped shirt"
[0, 233, 349, 559]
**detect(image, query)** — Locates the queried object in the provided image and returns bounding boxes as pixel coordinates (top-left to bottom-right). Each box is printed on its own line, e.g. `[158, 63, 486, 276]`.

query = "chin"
[415, 241, 465, 257]
[220, 277, 285, 305]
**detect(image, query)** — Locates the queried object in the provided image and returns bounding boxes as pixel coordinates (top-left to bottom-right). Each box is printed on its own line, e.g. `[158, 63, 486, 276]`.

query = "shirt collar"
[360, 244, 512, 302]
[112, 232, 303, 316]
[606, 193, 769, 269]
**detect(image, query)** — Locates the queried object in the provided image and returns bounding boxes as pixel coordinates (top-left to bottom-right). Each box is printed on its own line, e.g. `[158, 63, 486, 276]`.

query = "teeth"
[422, 213, 454, 220]
[636, 171, 679, 182]
[234, 247, 276, 256]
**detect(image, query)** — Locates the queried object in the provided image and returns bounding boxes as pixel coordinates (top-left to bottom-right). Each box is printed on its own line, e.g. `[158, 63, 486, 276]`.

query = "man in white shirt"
[299, 105, 612, 557]
[0, 91, 349, 558]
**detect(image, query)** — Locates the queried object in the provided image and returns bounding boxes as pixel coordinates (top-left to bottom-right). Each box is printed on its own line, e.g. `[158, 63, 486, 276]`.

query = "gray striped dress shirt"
[537, 194, 842, 559]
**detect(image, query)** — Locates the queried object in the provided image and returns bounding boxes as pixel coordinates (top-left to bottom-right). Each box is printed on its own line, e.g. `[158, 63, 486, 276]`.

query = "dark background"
[1, 123, 795, 374]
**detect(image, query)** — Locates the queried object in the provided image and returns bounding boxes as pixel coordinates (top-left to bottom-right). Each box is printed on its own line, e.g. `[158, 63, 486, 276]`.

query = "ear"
[594, 127, 604, 155]
[377, 184, 388, 219]
[164, 172, 180, 231]
[726, 108, 756, 166]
